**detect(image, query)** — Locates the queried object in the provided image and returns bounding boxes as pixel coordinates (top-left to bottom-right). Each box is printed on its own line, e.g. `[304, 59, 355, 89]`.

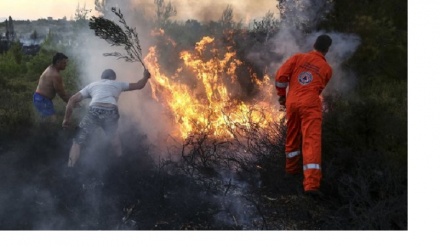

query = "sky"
[0, 0, 279, 22]
[0, 0, 95, 20]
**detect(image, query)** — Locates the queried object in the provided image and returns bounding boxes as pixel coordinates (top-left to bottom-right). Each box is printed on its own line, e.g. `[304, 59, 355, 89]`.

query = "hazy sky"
[0, 0, 279, 22]
[0, 0, 94, 20]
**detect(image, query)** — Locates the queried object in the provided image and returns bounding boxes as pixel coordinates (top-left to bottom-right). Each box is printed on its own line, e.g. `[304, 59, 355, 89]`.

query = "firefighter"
[275, 34, 333, 196]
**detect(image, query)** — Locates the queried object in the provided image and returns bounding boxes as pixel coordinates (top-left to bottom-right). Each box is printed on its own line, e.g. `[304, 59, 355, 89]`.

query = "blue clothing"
[33, 92, 55, 117]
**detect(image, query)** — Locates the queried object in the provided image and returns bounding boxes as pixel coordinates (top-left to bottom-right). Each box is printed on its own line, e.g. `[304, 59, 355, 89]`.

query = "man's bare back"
[33, 52, 71, 120]
[35, 63, 69, 103]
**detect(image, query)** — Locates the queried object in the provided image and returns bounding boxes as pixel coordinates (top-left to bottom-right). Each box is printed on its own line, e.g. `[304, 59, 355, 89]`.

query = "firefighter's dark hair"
[101, 69, 117, 80]
[313, 34, 332, 53]
[52, 52, 68, 65]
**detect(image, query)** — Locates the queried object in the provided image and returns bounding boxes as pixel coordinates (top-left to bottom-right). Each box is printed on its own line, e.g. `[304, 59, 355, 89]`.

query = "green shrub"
[321, 77, 407, 229]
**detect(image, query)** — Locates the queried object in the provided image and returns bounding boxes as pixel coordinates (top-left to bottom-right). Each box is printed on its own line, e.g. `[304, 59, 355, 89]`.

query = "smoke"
[67, 0, 360, 152]
[267, 30, 361, 94]
[62, 0, 163, 156]
[323, 32, 361, 94]
[150, 0, 279, 23]
[64, 0, 277, 159]
[66, 0, 360, 228]
[246, 0, 361, 97]
[0, 0, 363, 230]
[278, 0, 334, 31]
[111, 0, 280, 25]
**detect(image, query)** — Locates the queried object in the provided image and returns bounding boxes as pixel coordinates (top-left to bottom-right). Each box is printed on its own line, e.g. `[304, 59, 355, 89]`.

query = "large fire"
[144, 35, 281, 140]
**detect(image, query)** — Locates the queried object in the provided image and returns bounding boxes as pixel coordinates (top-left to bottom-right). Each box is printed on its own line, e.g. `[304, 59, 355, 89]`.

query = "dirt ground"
[0, 126, 406, 230]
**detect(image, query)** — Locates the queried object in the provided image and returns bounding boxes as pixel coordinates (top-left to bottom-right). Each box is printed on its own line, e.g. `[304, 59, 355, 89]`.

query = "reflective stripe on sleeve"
[303, 164, 321, 170]
[276, 81, 288, 88]
[286, 150, 300, 158]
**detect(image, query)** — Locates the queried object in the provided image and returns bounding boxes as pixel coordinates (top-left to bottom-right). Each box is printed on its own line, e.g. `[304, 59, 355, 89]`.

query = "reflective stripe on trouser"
[285, 104, 323, 191]
[276, 81, 288, 88]
[303, 164, 322, 191]
[286, 150, 301, 174]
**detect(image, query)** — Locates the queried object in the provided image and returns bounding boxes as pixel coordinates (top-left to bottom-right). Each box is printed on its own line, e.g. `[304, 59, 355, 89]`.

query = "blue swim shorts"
[33, 92, 55, 117]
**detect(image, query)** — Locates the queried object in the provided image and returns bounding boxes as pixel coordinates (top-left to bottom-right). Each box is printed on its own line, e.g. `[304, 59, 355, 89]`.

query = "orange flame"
[144, 36, 279, 140]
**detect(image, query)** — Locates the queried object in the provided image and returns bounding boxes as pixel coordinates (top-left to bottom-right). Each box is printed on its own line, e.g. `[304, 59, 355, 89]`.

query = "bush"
[320, 77, 407, 229]
[0, 43, 80, 141]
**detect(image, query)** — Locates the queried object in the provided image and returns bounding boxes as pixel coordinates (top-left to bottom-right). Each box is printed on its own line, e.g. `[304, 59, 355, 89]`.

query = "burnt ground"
[0, 123, 407, 230]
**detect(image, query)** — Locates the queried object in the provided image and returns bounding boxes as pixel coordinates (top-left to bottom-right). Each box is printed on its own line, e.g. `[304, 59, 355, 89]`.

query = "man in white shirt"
[62, 68, 150, 167]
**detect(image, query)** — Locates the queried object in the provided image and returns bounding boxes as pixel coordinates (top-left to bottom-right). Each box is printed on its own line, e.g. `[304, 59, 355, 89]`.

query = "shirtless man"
[33, 52, 71, 122]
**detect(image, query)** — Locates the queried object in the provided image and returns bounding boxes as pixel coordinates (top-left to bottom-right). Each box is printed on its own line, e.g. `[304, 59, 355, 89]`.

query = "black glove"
[278, 96, 286, 106]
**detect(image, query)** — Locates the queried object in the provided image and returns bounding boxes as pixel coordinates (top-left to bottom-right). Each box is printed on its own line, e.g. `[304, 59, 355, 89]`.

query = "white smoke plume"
[67, 0, 282, 159]
[128, 0, 279, 24]
[266, 30, 361, 95]
[258, 0, 361, 96]
[178, 0, 278, 23]
[67, 0, 361, 179]
[64, 0, 362, 170]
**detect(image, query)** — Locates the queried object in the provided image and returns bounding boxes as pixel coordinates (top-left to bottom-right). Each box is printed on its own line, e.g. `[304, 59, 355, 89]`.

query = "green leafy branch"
[89, 7, 147, 70]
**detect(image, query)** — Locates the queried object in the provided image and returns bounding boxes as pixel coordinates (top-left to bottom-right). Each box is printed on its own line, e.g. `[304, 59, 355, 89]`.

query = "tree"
[251, 11, 280, 43]
[321, 0, 407, 81]
[276, 0, 333, 32]
[95, 0, 112, 17]
[74, 3, 92, 25]
[8, 16, 16, 42]
[154, 0, 177, 28]
[219, 5, 234, 29]
[5, 19, 10, 43]
[30, 30, 38, 45]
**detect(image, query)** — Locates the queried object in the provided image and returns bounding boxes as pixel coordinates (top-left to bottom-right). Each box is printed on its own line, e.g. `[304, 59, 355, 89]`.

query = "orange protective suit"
[275, 50, 332, 192]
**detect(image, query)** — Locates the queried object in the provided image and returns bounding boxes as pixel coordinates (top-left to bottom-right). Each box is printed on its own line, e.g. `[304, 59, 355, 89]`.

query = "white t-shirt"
[79, 79, 130, 106]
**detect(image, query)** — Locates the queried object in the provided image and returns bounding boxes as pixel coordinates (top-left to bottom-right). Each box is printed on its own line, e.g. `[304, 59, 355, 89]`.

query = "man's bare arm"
[128, 69, 151, 91]
[62, 92, 83, 128]
[53, 74, 70, 103]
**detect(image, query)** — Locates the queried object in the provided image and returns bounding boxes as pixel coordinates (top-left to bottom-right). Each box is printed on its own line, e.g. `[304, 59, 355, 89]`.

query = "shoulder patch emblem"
[298, 71, 313, 85]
